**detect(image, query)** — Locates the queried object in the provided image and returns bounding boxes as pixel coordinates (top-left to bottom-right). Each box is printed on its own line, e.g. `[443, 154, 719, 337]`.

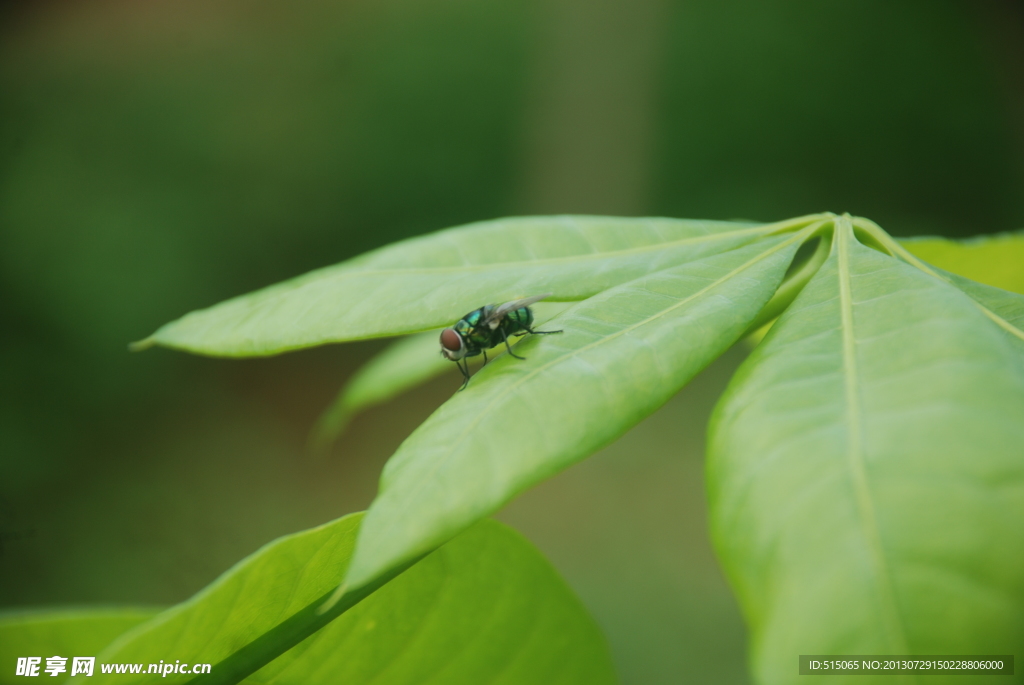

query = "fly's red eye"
[440, 328, 462, 352]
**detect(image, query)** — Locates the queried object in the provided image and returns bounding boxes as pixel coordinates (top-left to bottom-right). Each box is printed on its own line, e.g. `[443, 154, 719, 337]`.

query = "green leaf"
[309, 303, 571, 452]
[0, 608, 159, 685]
[343, 229, 815, 592]
[75, 514, 614, 685]
[133, 215, 821, 357]
[900, 230, 1024, 295]
[75, 513, 365, 684]
[707, 219, 1024, 684]
[247, 521, 615, 685]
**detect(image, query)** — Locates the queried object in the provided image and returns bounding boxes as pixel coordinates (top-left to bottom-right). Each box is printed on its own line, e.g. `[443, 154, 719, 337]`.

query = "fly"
[439, 293, 563, 389]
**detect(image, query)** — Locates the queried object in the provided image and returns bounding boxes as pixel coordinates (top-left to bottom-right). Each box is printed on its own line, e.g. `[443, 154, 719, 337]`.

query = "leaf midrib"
[835, 219, 910, 657]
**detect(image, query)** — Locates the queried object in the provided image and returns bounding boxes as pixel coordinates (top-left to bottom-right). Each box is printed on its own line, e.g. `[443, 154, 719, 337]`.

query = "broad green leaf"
[310, 303, 571, 451]
[0, 608, 159, 685]
[343, 230, 813, 592]
[75, 514, 614, 685]
[900, 231, 1024, 295]
[708, 221, 1024, 684]
[75, 513, 366, 684]
[246, 521, 615, 685]
[133, 214, 822, 357]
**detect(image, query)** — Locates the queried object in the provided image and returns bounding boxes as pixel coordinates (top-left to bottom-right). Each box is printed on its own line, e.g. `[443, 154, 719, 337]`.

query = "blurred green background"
[1, 1, 1022, 683]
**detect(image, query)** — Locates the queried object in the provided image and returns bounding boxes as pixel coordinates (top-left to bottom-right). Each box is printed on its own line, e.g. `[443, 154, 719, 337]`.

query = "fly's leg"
[525, 326, 562, 335]
[501, 329, 527, 360]
[482, 349, 488, 365]
[456, 358, 471, 391]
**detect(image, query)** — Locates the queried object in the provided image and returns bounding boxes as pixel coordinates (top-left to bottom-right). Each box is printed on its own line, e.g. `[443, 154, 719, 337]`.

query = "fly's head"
[439, 327, 467, 361]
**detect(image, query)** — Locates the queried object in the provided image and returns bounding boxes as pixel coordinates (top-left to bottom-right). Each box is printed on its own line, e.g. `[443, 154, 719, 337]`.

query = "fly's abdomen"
[502, 307, 533, 336]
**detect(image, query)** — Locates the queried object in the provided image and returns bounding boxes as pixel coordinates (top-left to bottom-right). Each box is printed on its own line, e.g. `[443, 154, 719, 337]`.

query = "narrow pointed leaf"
[0, 609, 159, 684]
[133, 215, 818, 357]
[344, 232, 808, 592]
[708, 226, 1024, 684]
[900, 231, 1024, 294]
[74, 514, 613, 685]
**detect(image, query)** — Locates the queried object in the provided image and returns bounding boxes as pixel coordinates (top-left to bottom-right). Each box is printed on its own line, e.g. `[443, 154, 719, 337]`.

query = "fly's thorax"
[462, 308, 487, 328]
[453, 318, 475, 337]
[452, 317, 487, 356]
[452, 313, 490, 349]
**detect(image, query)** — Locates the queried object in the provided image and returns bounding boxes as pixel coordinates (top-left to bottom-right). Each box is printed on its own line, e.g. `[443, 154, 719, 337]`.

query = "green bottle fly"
[439, 294, 562, 389]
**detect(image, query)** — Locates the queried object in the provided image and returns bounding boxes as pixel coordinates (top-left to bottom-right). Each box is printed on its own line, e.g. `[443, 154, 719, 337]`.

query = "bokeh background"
[1, 1, 1022, 683]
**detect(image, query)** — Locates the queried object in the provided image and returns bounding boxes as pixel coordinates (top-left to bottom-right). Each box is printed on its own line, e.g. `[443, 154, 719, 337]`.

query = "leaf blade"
[708, 222, 1024, 682]
[929, 269, 1024, 347]
[856, 219, 1024, 348]
[246, 521, 615, 685]
[137, 215, 820, 357]
[70, 515, 613, 685]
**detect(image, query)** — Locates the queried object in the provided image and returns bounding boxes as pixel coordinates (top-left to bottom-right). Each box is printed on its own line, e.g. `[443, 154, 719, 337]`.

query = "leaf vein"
[836, 218, 910, 655]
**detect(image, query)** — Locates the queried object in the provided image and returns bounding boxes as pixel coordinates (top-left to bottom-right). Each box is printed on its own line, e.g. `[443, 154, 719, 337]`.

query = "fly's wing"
[482, 293, 553, 326]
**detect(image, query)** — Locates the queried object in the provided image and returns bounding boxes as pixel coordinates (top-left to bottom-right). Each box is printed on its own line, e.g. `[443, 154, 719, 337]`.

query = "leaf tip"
[128, 337, 156, 353]
[307, 405, 354, 460]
